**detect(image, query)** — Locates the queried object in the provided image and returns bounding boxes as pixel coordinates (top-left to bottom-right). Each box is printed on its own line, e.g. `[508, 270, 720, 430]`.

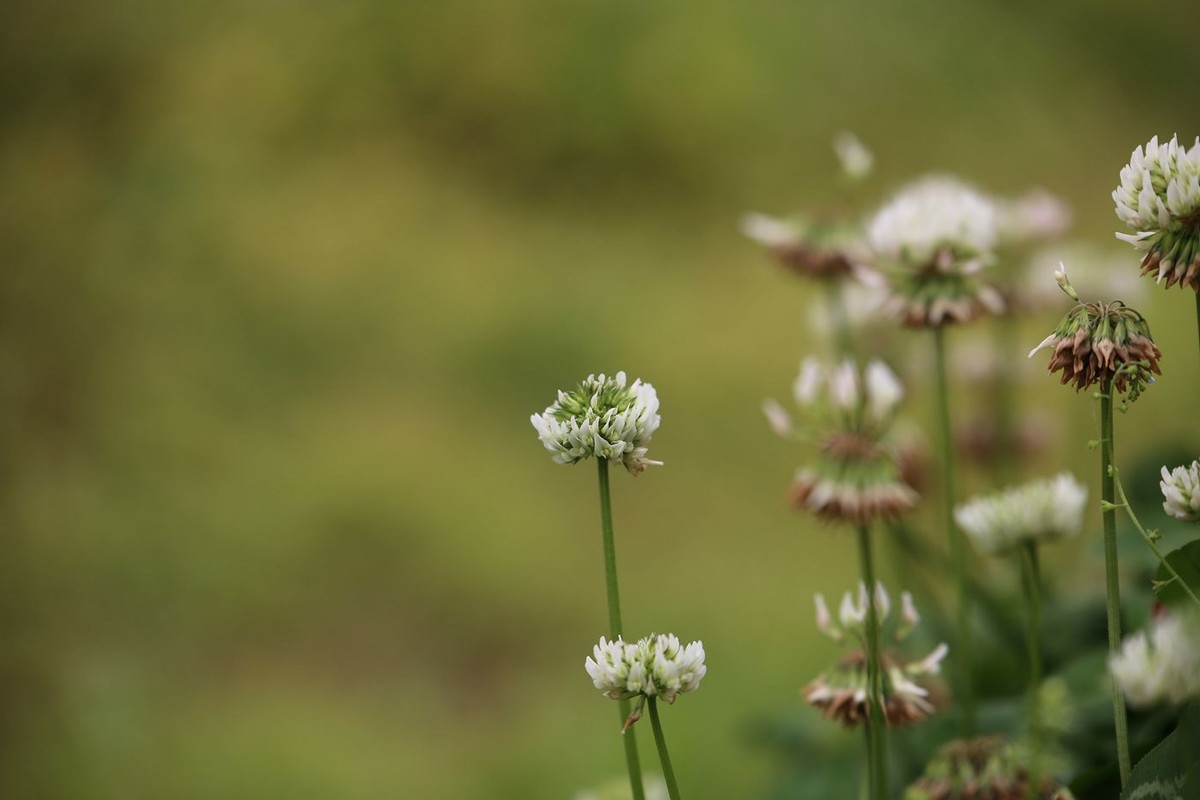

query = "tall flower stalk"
[532, 371, 665, 799]
[857, 525, 888, 800]
[1028, 268, 1162, 787]
[868, 176, 1003, 734]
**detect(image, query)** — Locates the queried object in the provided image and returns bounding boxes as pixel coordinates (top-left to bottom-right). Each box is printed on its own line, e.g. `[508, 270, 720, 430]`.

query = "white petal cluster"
[1109, 611, 1200, 708]
[585, 633, 707, 704]
[868, 176, 998, 266]
[1160, 460, 1200, 522]
[814, 582, 928, 644]
[789, 357, 904, 425]
[833, 131, 874, 181]
[1113, 135, 1200, 240]
[954, 473, 1088, 556]
[531, 371, 662, 475]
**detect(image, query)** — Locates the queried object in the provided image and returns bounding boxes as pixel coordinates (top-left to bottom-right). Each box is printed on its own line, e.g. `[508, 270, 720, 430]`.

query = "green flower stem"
[825, 280, 856, 358]
[1019, 541, 1043, 798]
[647, 698, 682, 800]
[1110, 469, 1200, 609]
[990, 315, 1018, 485]
[596, 459, 646, 800]
[857, 524, 888, 800]
[933, 325, 974, 735]
[1099, 383, 1131, 787]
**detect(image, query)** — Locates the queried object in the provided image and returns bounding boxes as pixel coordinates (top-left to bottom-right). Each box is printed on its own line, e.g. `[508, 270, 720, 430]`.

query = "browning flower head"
[769, 358, 917, 524]
[868, 176, 1004, 328]
[806, 584, 948, 729]
[1028, 269, 1160, 402]
[904, 737, 1075, 800]
[741, 212, 872, 281]
[1113, 134, 1200, 291]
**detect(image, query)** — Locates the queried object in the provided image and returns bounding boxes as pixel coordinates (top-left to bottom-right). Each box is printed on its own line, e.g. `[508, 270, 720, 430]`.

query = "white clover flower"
[868, 176, 998, 266]
[833, 131, 873, 181]
[1160, 460, 1200, 522]
[1109, 611, 1200, 708]
[815, 582, 915, 643]
[585, 633, 706, 708]
[1113, 134, 1200, 290]
[830, 360, 861, 411]
[864, 360, 903, 423]
[530, 371, 662, 475]
[954, 473, 1087, 556]
[740, 212, 871, 281]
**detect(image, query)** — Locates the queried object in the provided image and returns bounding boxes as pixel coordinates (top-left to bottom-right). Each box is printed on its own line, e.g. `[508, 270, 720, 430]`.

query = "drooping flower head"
[585, 633, 707, 730]
[531, 372, 662, 475]
[1028, 265, 1161, 403]
[1109, 610, 1200, 708]
[741, 212, 875, 282]
[955, 473, 1088, 556]
[1160, 459, 1200, 522]
[765, 358, 917, 524]
[1113, 134, 1200, 291]
[806, 582, 948, 728]
[904, 737, 1075, 800]
[868, 176, 1004, 327]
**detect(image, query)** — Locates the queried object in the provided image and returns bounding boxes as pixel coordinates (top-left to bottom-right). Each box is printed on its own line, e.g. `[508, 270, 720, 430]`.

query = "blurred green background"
[2, 1, 1200, 797]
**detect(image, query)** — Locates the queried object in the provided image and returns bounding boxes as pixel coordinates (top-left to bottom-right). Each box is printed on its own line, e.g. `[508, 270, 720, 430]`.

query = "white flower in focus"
[1160, 460, 1200, 522]
[1113, 134, 1200, 290]
[530, 372, 662, 475]
[585, 633, 707, 708]
[1109, 612, 1200, 708]
[954, 473, 1088, 556]
[868, 176, 998, 266]
[833, 131, 874, 181]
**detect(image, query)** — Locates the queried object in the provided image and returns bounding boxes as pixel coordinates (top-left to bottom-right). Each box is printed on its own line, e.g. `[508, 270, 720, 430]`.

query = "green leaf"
[1119, 705, 1200, 800]
[1154, 540, 1200, 609]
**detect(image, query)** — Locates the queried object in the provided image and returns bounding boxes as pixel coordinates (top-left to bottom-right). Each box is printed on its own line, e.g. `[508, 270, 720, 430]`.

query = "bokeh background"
[3, 1, 1200, 798]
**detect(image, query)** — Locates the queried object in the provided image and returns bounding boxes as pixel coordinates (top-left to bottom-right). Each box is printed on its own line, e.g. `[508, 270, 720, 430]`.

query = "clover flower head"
[954, 473, 1088, 556]
[833, 131, 874, 181]
[1160, 459, 1200, 522]
[741, 212, 871, 282]
[904, 737, 1076, 800]
[1113, 134, 1200, 291]
[1027, 275, 1161, 403]
[869, 176, 1004, 327]
[1109, 611, 1200, 708]
[806, 583, 948, 729]
[585, 633, 707, 714]
[996, 189, 1072, 246]
[531, 371, 662, 475]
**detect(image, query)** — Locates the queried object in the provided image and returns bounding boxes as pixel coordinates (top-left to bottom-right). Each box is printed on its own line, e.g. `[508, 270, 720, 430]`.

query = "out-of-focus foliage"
[1, 1, 1199, 798]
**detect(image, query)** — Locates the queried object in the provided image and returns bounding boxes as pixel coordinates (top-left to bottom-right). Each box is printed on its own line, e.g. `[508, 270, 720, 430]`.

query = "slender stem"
[648, 698, 682, 800]
[1112, 469, 1200, 609]
[1099, 383, 1131, 786]
[1019, 541, 1042, 799]
[857, 524, 888, 800]
[991, 314, 1017, 486]
[933, 325, 974, 734]
[597, 459, 646, 800]
[826, 280, 856, 359]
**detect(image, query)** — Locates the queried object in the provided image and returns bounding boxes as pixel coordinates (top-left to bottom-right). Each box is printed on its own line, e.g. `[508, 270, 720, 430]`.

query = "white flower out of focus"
[833, 131, 874, 181]
[868, 176, 998, 266]
[530, 371, 662, 475]
[995, 188, 1072, 245]
[954, 473, 1088, 556]
[1109, 611, 1200, 708]
[1160, 460, 1200, 522]
[1113, 134, 1200, 291]
[585, 633, 707, 705]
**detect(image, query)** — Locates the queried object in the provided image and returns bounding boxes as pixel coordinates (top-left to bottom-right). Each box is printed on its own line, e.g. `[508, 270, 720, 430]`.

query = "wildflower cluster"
[531, 371, 662, 475]
[1108, 611, 1200, 708]
[585, 633, 707, 708]
[766, 358, 917, 524]
[1027, 267, 1161, 401]
[805, 583, 949, 728]
[1159, 459, 1200, 522]
[904, 737, 1075, 800]
[954, 473, 1088, 556]
[867, 176, 1004, 327]
[741, 212, 870, 282]
[1113, 134, 1200, 291]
